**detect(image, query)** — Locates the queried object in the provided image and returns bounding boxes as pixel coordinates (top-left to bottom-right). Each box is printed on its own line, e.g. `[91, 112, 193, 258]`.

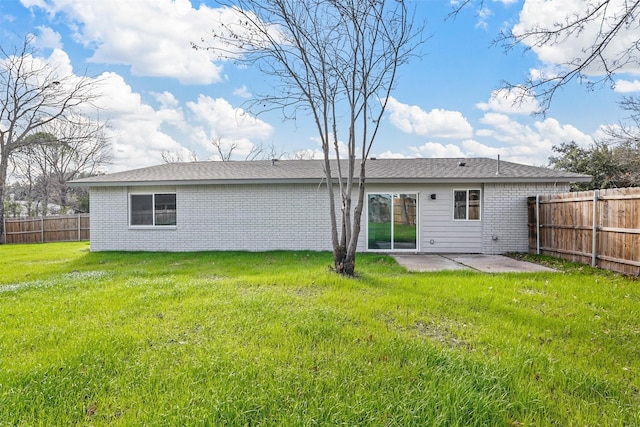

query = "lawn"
[1, 242, 639, 426]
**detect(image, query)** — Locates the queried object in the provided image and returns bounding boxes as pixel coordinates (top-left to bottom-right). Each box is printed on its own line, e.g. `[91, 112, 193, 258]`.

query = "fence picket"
[3, 214, 90, 244]
[529, 187, 640, 276]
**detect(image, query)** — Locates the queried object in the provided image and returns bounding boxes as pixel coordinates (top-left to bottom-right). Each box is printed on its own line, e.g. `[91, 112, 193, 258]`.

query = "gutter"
[68, 175, 593, 188]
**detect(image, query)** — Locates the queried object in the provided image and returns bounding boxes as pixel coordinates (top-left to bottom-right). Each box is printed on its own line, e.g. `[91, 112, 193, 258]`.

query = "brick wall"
[89, 183, 335, 252]
[482, 182, 569, 254]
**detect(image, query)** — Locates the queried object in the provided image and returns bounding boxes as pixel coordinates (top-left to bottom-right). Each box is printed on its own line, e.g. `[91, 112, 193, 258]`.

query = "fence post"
[41, 217, 44, 243]
[592, 190, 598, 267]
[77, 214, 81, 241]
[536, 194, 540, 255]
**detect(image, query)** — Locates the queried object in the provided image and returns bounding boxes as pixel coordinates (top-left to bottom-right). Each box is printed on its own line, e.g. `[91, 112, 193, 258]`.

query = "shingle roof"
[69, 158, 592, 187]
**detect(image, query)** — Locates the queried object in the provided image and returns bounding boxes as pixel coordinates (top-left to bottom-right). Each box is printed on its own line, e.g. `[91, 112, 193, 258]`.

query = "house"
[69, 158, 591, 253]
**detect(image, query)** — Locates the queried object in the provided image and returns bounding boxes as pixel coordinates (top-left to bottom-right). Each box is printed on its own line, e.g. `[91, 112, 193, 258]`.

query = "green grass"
[1, 242, 639, 426]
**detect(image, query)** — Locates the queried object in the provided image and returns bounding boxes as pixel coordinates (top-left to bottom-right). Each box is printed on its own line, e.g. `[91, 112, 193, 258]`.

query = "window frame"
[366, 191, 419, 252]
[129, 192, 177, 228]
[452, 189, 481, 221]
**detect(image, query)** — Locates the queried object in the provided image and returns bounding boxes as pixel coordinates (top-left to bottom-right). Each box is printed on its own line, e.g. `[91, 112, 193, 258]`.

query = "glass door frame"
[365, 192, 419, 252]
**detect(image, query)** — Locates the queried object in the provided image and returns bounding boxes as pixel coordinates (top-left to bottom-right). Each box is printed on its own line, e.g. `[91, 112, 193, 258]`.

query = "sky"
[1, 0, 638, 173]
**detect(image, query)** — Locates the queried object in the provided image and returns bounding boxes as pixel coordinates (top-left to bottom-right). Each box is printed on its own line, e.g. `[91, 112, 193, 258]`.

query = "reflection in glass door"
[367, 193, 417, 250]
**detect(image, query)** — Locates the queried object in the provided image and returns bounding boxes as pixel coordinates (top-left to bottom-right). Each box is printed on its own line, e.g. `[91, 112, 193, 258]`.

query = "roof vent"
[496, 155, 501, 175]
[458, 161, 466, 167]
[271, 158, 279, 166]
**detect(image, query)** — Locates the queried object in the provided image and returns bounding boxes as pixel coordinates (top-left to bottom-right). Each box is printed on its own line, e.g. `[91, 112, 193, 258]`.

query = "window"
[453, 189, 481, 221]
[130, 193, 176, 226]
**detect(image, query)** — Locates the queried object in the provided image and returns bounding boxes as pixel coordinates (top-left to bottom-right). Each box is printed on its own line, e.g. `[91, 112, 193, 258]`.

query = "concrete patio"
[391, 254, 556, 273]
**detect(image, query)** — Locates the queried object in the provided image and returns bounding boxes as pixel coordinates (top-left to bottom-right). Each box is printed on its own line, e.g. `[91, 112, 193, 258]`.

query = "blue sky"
[2, 0, 637, 173]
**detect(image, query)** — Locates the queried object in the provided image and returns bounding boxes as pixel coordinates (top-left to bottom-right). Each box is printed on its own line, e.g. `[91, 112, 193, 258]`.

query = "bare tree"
[11, 133, 56, 216]
[0, 35, 103, 241]
[195, 0, 421, 275]
[211, 136, 239, 161]
[288, 149, 316, 160]
[600, 95, 640, 186]
[161, 139, 284, 164]
[453, 1, 640, 113]
[210, 136, 276, 161]
[161, 149, 199, 164]
[8, 153, 40, 216]
[13, 118, 111, 214]
[611, 95, 640, 140]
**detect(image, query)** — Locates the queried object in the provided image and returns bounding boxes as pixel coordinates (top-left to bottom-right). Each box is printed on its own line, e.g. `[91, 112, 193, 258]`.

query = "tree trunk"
[333, 245, 356, 276]
[333, 161, 366, 277]
[0, 155, 8, 244]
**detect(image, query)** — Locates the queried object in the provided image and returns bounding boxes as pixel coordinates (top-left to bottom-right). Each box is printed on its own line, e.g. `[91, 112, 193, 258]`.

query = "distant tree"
[66, 171, 98, 213]
[161, 139, 283, 164]
[0, 35, 103, 241]
[549, 140, 639, 190]
[288, 149, 316, 160]
[210, 136, 267, 161]
[196, 0, 422, 275]
[3, 193, 23, 218]
[12, 120, 110, 214]
[161, 149, 199, 164]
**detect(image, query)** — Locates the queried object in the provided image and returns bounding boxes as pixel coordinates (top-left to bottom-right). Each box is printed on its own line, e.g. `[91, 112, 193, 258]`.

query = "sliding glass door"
[367, 193, 417, 250]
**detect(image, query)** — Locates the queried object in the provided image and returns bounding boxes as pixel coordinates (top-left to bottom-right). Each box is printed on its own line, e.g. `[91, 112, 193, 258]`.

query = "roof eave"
[69, 175, 592, 187]
[365, 177, 592, 184]
[67, 178, 329, 187]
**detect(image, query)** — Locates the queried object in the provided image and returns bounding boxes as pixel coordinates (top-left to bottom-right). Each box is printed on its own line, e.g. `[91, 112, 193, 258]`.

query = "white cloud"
[461, 139, 503, 157]
[614, 79, 640, 93]
[376, 151, 409, 159]
[513, 0, 640, 76]
[22, 0, 244, 84]
[475, 7, 493, 30]
[386, 97, 473, 139]
[0, 48, 76, 92]
[290, 103, 598, 167]
[592, 124, 618, 142]
[306, 136, 351, 159]
[474, 112, 595, 165]
[476, 86, 540, 114]
[4, 44, 277, 170]
[47, 47, 77, 76]
[151, 91, 180, 108]
[233, 85, 252, 99]
[33, 26, 62, 49]
[90, 72, 186, 171]
[409, 142, 466, 158]
[0, 47, 179, 171]
[533, 118, 594, 147]
[187, 95, 274, 142]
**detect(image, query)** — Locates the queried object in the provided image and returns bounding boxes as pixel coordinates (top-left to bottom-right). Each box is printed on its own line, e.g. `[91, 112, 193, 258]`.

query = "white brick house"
[69, 158, 590, 254]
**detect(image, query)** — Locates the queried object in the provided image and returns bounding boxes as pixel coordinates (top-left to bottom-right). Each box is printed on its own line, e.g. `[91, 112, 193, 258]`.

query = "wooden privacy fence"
[528, 187, 640, 276]
[3, 214, 90, 244]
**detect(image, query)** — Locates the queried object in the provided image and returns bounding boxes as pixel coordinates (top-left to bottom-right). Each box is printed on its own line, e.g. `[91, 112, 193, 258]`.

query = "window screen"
[130, 193, 176, 226]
